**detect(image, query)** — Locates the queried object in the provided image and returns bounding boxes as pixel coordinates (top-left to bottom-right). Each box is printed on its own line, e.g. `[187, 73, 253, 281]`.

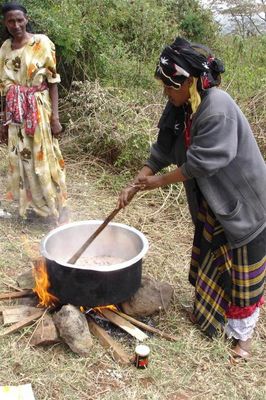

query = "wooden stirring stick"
[67, 186, 140, 265]
[67, 207, 121, 265]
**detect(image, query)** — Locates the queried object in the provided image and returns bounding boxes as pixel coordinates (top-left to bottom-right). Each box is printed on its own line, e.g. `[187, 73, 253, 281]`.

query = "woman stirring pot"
[118, 37, 266, 361]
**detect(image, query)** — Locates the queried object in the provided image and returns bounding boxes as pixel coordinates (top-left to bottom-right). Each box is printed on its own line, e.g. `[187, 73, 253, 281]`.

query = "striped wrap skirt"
[189, 200, 266, 337]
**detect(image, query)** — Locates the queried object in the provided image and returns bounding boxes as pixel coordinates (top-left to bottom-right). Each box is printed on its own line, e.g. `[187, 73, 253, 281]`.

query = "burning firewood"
[98, 308, 148, 341]
[87, 316, 132, 365]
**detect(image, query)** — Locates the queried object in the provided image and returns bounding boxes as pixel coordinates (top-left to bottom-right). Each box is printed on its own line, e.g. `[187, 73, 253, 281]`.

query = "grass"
[0, 144, 266, 400]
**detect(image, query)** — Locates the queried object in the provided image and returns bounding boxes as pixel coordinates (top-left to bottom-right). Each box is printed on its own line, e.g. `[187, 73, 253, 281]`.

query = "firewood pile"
[0, 267, 176, 366]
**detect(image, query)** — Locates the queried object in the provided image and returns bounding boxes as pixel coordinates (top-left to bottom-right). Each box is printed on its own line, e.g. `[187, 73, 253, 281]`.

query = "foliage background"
[0, 0, 265, 170]
[0, 2, 265, 399]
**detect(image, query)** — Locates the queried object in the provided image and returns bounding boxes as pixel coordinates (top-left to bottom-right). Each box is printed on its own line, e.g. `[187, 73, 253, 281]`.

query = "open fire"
[32, 259, 119, 313]
[0, 260, 176, 367]
[33, 258, 59, 307]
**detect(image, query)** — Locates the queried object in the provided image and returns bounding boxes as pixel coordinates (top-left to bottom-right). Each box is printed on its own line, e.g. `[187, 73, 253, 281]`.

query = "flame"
[33, 258, 59, 307]
[80, 305, 118, 314]
[94, 304, 118, 313]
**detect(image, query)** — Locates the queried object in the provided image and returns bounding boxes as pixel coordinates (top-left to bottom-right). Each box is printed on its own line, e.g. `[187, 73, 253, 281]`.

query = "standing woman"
[0, 2, 68, 224]
[118, 37, 266, 360]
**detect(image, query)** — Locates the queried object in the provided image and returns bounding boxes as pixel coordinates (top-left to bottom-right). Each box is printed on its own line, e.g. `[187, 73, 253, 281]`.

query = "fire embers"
[33, 259, 58, 307]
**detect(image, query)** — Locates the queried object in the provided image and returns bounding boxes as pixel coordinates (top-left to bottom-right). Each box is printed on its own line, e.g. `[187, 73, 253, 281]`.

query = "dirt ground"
[0, 145, 266, 400]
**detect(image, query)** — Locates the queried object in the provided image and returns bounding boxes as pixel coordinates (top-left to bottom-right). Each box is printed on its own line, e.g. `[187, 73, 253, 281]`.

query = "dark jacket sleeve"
[145, 102, 186, 173]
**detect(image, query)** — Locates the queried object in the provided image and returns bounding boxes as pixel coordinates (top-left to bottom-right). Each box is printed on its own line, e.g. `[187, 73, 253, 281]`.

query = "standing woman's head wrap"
[1, 2, 33, 37]
[155, 37, 225, 113]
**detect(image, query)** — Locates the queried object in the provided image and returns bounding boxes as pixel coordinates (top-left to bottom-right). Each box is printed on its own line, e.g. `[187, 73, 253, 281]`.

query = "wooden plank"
[113, 310, 178, 342]
[0, 309, 44, 337]
[0, 305, 21, 314]
[87, 317, 132, 365]
[3, 306, 40, 325]
[30, 314, 60, 346]
[0, 290, 33, 300]
[99, 309, 148, 341]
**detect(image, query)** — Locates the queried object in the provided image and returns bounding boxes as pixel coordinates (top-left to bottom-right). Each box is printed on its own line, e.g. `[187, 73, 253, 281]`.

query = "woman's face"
[4, 10, 28, 39]
[163, 78, 191, 107]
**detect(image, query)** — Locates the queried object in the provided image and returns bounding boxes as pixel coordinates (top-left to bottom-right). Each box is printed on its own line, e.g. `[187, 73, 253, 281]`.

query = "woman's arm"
[137, 166, 187, 190]
[48, 82, 62, 137]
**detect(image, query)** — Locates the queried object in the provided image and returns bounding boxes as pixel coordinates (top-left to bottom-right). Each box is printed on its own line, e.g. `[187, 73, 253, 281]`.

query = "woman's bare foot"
[57, 207, 70, 226]
[230, 338, 252, 364]
[188, 311, 197, 325]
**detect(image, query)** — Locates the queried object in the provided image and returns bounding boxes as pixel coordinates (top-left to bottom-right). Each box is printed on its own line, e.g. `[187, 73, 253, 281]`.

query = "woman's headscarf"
[155, 37, 225, 90]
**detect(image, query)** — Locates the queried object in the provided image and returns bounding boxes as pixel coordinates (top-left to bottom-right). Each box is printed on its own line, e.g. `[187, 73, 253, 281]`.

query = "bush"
[15, 0, 220, 88]
[60, 80, 163, 171]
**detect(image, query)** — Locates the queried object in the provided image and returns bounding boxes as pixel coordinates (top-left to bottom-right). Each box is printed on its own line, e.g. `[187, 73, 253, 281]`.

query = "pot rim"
[40, 220, 149, 272]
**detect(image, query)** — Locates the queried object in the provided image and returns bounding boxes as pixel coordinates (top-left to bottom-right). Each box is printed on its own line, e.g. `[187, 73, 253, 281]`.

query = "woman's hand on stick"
[117, 185, 139, 209]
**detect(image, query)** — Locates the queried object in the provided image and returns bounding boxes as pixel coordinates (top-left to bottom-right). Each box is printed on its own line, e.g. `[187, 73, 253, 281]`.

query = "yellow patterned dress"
[0, 34, 67, 219]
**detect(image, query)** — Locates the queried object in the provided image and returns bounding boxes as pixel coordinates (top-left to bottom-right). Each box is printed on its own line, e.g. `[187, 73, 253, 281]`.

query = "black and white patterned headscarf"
[155, 37, 225, 90]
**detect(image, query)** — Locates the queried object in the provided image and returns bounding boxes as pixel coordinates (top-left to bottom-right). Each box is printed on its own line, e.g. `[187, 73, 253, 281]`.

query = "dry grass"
[0, 144, 266, 400]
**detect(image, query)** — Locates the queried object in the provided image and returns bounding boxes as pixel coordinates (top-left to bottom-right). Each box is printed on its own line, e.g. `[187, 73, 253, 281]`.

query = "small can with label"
[134, 344, 150, 369]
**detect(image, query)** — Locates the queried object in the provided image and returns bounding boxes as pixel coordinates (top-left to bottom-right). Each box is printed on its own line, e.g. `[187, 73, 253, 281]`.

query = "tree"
[166, 0, 220, 42]
[211, 0, 266, 36]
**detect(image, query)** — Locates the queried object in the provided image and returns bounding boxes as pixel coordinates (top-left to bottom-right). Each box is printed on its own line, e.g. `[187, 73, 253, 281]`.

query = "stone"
[53, 304, 93, 356]
[120, 276, 174, 317]
[16, 269, 35, 290]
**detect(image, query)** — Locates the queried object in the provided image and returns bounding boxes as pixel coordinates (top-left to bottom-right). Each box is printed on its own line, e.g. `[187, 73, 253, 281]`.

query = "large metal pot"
[41, 221, 149, 307]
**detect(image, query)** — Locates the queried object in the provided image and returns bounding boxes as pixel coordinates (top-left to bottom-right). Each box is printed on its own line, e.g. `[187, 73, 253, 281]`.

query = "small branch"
[0, 290, 33, 300]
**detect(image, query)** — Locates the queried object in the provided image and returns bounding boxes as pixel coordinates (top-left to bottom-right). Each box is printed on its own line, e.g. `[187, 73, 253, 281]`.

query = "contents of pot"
[75, 255, 126, 268]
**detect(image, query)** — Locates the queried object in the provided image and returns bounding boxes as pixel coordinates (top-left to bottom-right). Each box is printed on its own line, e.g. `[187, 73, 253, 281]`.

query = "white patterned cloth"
[225, 307, 260, 341]
[0, 384, 35, 399]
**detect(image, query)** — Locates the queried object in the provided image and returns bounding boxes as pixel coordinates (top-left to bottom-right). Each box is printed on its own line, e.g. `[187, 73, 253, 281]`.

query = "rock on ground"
[16, 269, 35, 289]
[121, 275, 174, 317]
[53, 304, 93, 356]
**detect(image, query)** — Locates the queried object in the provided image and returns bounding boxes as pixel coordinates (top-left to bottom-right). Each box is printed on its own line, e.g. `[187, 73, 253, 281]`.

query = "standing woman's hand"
[0, 125, 8, 145]
[50, 116, 62, 138]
